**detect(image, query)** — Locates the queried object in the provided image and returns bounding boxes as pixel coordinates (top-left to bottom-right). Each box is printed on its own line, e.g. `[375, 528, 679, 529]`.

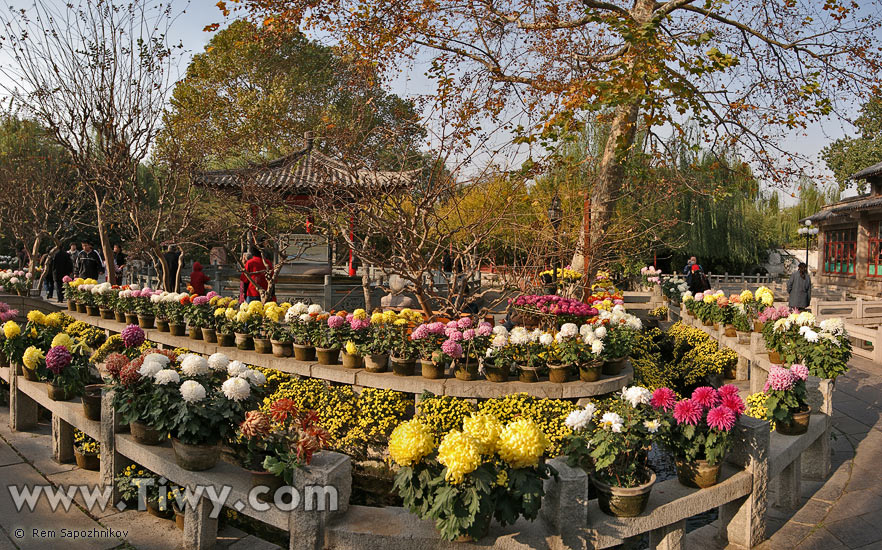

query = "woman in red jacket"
[241, 248, 273, 303]
[189, 261, 210, 296]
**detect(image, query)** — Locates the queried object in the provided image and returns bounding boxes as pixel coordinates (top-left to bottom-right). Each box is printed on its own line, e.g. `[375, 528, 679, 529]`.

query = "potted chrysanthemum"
[21, 345, 45, 382]
[109, 351, 176, 445]
[653, 385, 746, 488]
[45, 345, 86, 401]
[482, 326, 514, 382]
[73, 430, 100, 471]
[389, 413, 555, 541]
[315, 313, 347, 365]
[564, 386, 661, 517]
[764, 364, 811, 435]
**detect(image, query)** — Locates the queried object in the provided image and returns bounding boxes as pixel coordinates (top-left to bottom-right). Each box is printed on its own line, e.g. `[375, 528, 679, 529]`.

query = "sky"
[1, 0, 866, 204]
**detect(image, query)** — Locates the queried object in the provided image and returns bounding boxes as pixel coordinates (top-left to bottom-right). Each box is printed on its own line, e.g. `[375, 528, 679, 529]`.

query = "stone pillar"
[289, 451, 352, 550]
[51, 416, 75, 463]
[749, 361, 768, 395]
[99, 388, 129, 503]
[720, 416, 769, 549]
[540, 458, 589, 532]
[649, 519, 685, 550]
[857, 213, 870, 290]
[735, 356, 749, 381]
[772, 455, 801, 509]
[182, 496, 219, 550]
[9, 367, 38, 431]
[803, 379, 833, 481]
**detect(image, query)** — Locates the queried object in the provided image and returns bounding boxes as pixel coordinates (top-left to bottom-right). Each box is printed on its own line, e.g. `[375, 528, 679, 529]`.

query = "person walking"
[241, 248, 271, 304]
[687, 264, 710, 294]
[113, 244, 127, 284]
[787, 262, 812, 311]
[41, 248, 57, 300]
[682, 256, 703, 276]
[52, 246, 74, 303]
[188, 261, 209, 296]
[76, 241, 104, 279]
[163, 245, 181, 292]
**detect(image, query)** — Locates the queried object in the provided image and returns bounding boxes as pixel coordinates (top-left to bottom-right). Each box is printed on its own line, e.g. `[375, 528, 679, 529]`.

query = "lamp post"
[797, 220, 819, 266]
[547, 193, 563, 292]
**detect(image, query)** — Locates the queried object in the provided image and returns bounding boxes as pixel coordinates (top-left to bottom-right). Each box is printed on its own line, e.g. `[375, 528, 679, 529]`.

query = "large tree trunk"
[28, 236, 41, 294]
[362, 267, 372, 312]
[94, 191, 117, 285]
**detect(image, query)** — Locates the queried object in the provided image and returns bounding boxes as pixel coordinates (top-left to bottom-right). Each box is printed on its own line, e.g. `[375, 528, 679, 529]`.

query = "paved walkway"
[756, 355, 882, 550]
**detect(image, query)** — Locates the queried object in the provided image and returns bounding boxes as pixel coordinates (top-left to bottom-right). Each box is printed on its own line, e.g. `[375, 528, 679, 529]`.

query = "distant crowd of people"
[683, 255, 811, 311]
[36, 241, 127, 303]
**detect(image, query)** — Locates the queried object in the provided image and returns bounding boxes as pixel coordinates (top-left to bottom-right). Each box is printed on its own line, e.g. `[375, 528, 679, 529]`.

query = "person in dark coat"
[687, 264, 710, 294]
[163, 245, 181, 291]
[787, 263, 812, 311]
[52, 247, 74, 303]
[42, 249, 56, 300]
[76, 241, 104, 279]
[189, 261, 209, 296]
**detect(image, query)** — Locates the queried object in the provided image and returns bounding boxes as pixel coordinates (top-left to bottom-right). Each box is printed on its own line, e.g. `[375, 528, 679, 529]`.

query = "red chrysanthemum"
[691, 386, 720, 409]
[270, 399, 299, 423]
[120, 363, 141, 386]
[240, 411, 272, 438]
[650, 387, 677, 411]
[721, 393, 746, 416]
[672, 399, 702, 426]
[707, 405, 737, 431]
[717, 384, 740, 400]
[142, 348, 178, 363]
[104, 353, 129, 378]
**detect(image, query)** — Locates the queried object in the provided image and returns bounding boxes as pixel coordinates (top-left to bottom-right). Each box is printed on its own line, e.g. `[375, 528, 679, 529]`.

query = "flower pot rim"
[74, 447, 99, 457]
[591, 469, 657, 495]
[293, 343, 315, 349]
[315, 346, 340, 352]
[171, 437, 220, 449]
[270, 339, 293, 345]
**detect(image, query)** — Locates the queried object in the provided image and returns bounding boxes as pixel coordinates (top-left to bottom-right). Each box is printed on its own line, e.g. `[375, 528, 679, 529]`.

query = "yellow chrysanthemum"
[22, 346, 43, 369]
[51, 333, 74, 349]
[225, 307, 236, 320]
[437, 430, 482, 484]
[44, 312, 63, 328]
[266, 309, 281, 323]
[83, 278, 97, 285]
[497, 418, 548, 469]
[740, 290, 754, 303]
[388, 419, 436, 467]
[27, 310, 46, 324]
[236, 311, 250, 323]
[247, 301, 264, 314]
[382, 310, 398, 324]
[214, 307, 226, 317]
[462, 413, 502, 455]
[370, 312, 385, 325]
[352, 308, 367, 321]
[3, 321, 20, 339]
[344, 341, 357, 355]
[496, 470, 508, 487]
[393, 318, 408, 326]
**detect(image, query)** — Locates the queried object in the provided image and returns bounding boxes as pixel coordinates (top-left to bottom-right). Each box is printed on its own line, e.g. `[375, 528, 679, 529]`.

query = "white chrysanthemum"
[284, 307, 299, 323]
[626, 316, 642, 330]
[180, 355, 210, 376]
[221, 377, 251, 401]
[803, 329, 819, 343]
[299, 313, 311, 323]
[591, 340, 604, 356]
[795, 311, 816, 326]
[227, 360, 247, 377]
[539, 332, 554, 346]
[144, 353, 170, 366]
[594, 326, 607, 339]
[307, 304, 323, 315]
[564, 404, 596, 431]
[240, 369, 267, 386]
[509, 327, 529, 345]
[492, 325, 508, 336]
[138, 360, 163, 378]
[180, 380, 206, 403]
[491, 334, 507, 348]
[819, 318, 844, 335]
[559, 323, 578, 338]
[292, 302, 308, 314]
[529, 328, 542, 343]
[621, 386, 651, 408]
[644, 419, 660, 433]
[579, 324, 592, 337]
[600, 412, 624, 433]
[154, 369, 180, 386]
[207, 353, 230, 372]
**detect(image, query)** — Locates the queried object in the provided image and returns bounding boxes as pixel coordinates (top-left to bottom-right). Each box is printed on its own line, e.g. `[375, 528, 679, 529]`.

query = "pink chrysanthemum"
[717, 384, 740, 399]
[446, 330, 463, 342]
[350, 318, 369, 331]
[457, 317, 473, 329]
[193, 295, 210, 306]
[765, 365, 795, 392]
[327, 315, 345, 329]
[476, 322, 493, 336]
[410, 324, 429, 340]
[441, 339, 463, 359]
[789, 364, 809, 382]
[45, 346, 72, 375]
[707, 405, 737, 431]
[721, 393, 746, 415]
[673, 399, 702, 425]
[121, 324, 145, 349]
[692, 386, 720, 409]
[427, 322, 446, 334]
[462, 329, 476, 341]
[650, 387, 677, 411]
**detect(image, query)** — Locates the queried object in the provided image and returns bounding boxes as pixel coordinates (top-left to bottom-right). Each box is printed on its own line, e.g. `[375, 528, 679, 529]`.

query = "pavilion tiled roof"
[194, 134, 417, 196]
[801, 161, 882, 224]
[852, 161, 882, 181]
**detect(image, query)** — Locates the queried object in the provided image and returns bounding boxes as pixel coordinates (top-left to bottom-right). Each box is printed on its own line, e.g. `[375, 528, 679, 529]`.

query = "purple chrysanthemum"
[121, 324, 145, 349]
[650, 387, 677, 411]
[45, 346, 72, 375]
[673, 399, 702, 426]
[692, 386, 720, 409]
[707, 405, 737, 431]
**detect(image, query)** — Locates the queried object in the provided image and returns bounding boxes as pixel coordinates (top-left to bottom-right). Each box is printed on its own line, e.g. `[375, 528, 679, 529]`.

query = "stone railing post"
[99, 388, 129, 503]
[51, 416, 75, 463]
[803, 378, 834, 481]
[720, 416, 769, 549]
[540, 457, 589, 535]
[288, 451, 352, 550]
[9, 364, 38, 431]
[183, 496, 219, 550]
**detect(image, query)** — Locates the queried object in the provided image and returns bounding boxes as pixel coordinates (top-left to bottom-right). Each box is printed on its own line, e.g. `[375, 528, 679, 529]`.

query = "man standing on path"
[113, 244, 127, 284]
[52, 247, 73, 303]
[76, 241, 104, 280]
[788, 262, 812, 311]
[163, 245, 181, 292]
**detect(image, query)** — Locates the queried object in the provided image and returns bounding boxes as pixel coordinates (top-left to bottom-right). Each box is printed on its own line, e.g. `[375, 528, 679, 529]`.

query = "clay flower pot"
[86, 305, 100, 317]
[776, 406, 811, 436]
[74, 448, 100, 471]
[146, 498, 174, 519]
[602, 356, 628, 376]
[81, 384, 103, 421]
[483, 360, 509, 382]
[767, 350, 782, 364]
[217, 332, 235, 347]
[137, 315, 155, 329]
[724, 325, 737, 338]
[254, 338, 273, 354]
[592, 469, 656, 517]
[517, 365, 540, 383]
[315, 347, 340, 365]
[363, 354, 388, 373]
[169, 323, 186, 337]
[173, 503, 185, 530]
[130, 421, 164, 445]
[67, 301, 77, 312]
[172, 439, 220, 471]
[22, 364, 40, 382]
[342, 351, 364, 369]
[250, 470, 285, 503]
[47, 382, 72, 401]
[579, 361, 603, 382]
[188, 325, 203, 340]
[114, 311, 127, 323]
[420, 359, 445, 379]
[99, 308, 115, 320]
[156, 319, 170, 332]
[76, 302, 87, 313]
[234, 332, 254, 350]
[125, 313, 138, 325]
[271, 340, 294, 358]
[293, 344, 316, 362]
[390, 356, 416, 376]
[548, 364, 571, 383]
[201, 328, 218, 343]
[454, 359, 480, 381]
[675, 458, 722, 489]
